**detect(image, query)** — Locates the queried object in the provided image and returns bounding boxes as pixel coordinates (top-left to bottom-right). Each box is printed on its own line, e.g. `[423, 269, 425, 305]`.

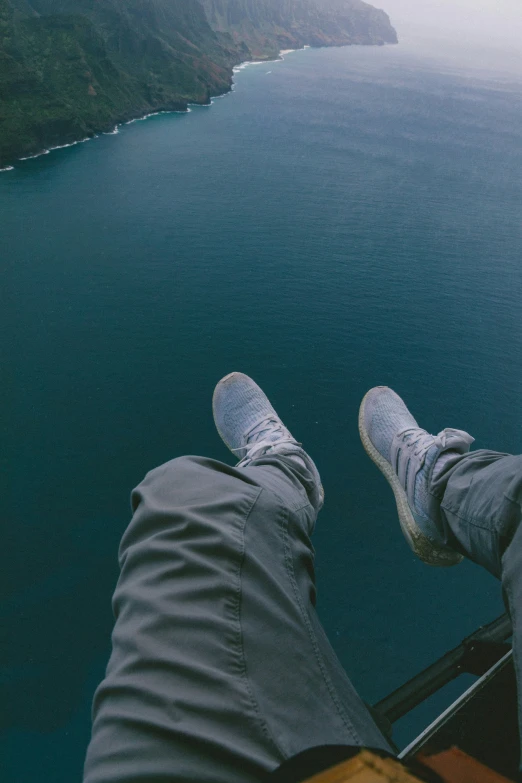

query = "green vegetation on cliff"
[0, 0, 397, 167]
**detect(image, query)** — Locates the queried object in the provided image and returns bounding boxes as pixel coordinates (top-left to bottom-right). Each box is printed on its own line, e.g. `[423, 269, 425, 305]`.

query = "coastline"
[0, 46, 308, 172]
[0, 107, 194, 172]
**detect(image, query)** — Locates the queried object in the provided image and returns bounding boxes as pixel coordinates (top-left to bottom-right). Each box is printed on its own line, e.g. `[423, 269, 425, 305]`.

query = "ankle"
[257, 447, 324, 513]
[432, 449, 463, 482]
[413, 448, 464, 533]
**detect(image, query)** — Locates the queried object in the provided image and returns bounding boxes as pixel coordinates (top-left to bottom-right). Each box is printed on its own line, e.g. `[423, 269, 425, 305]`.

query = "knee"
[129, 456, 263, 533]
[131, 456, 224, 513]
[121, 456, 263, 567]
[504, 456, 522, 504]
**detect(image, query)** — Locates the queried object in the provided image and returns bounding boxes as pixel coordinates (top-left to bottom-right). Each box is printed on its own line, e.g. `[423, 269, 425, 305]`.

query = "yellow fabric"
[303, 750, 425, 783]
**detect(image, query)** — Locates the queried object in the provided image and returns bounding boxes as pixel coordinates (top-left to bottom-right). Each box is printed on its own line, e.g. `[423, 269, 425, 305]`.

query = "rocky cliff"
[202, 0, 397, 57]
[0, 0, 397, 167]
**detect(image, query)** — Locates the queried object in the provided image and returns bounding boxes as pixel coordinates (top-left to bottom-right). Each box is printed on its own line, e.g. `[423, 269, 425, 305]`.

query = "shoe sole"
[358, 391, 463, 567]
[212, 372, 240, 453]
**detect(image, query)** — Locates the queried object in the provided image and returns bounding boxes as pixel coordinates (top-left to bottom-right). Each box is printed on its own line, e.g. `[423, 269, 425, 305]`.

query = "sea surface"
[3, 39, 522, 781]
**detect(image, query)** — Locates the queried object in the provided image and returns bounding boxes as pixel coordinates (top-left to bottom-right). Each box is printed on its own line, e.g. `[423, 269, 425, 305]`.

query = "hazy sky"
[379, 0, 522, 50]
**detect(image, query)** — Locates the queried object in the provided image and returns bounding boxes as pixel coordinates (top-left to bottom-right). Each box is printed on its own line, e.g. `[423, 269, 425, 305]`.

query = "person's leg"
[431, 450, 522, 755]
[84, 380, 390, 783]
[430, 450, 522, 580]
[360, 387, 522, 757]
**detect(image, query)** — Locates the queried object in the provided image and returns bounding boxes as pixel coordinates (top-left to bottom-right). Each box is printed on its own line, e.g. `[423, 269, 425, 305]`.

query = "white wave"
[127, 112, 160, 123]
[12, 105, 191, 166]
[234, 60, 271, 72]
[234, 58, 280, 74]
[48, 137, 92, 152]
[19, 149, 50, 160]
[128, 109, 189, 124]
[0, 165, 14, 172]
[17, 135, 95, 162]
[279, 45, 312, 60]
[266, 71, 272, 74]
[233, 45, 310, 79]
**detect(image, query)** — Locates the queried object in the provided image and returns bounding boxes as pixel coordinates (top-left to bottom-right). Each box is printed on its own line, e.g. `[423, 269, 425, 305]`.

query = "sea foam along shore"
[230, 45, 308, 76]
[0, 106, 195, 170]
[1, 46, 308, 172]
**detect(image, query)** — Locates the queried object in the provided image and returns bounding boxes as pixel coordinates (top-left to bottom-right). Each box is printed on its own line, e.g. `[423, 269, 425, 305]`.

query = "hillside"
[202, 0, 398, 58]
[0, 0, 397, 167]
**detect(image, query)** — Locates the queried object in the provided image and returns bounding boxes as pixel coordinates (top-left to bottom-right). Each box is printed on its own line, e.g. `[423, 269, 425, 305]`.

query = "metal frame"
[372, 613, 512, 725]
[398, 649, 513, 760]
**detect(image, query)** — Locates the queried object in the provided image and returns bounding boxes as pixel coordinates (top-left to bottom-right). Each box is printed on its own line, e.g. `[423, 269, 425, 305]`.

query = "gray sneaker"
[359, 386, 474, 567]
[213, 372, 324, 507]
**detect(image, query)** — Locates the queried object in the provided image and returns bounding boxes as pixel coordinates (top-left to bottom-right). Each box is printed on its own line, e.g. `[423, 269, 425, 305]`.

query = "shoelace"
[395, 427, 435, 461]
[396, 426, 463, 463]
[232, 415, 299, 462]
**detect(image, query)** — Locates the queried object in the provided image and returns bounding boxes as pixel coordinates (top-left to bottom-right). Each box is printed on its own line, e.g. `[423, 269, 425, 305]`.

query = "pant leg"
[83, 455, 390, 783]
[430, 450, 522, 579]
[429, 450, 522, 754]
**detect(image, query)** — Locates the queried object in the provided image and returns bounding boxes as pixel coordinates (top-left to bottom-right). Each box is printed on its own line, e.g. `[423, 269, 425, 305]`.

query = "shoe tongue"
[436, 428, 475, 452]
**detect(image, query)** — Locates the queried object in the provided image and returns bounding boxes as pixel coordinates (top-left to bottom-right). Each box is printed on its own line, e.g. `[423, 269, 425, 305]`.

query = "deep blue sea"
[3, 39, 522, 781]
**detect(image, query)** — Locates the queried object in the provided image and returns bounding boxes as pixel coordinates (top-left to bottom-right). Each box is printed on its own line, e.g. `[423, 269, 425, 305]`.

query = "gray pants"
[83, 449, 522, 783]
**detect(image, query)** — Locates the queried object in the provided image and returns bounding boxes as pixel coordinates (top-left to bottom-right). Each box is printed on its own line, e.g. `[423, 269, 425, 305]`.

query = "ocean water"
[3, 41, 522, 781]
